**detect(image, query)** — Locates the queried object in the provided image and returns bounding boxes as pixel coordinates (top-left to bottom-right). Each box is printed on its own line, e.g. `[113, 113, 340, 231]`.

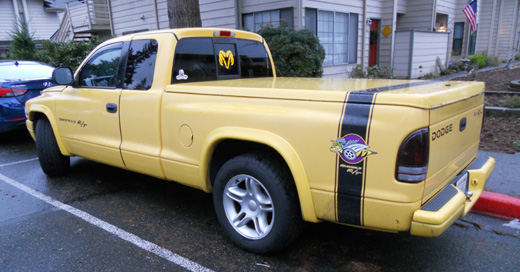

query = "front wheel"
[213, 153, 304, 253]
[35, 118, 70, 176]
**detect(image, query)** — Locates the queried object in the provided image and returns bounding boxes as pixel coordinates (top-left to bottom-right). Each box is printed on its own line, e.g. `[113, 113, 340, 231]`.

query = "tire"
[213, 153, 304, 253]
[35, 118, 70, 176]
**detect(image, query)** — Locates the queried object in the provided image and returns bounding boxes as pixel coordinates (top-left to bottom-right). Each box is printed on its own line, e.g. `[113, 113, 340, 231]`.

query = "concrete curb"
[473, 191, 520, 219]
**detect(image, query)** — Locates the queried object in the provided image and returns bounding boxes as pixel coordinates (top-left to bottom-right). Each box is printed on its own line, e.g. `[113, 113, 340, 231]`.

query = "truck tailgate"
[424, 93, 485, 202]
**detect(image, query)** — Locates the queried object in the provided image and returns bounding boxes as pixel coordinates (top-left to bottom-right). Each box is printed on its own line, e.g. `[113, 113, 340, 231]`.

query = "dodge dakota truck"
[25, 28, 494, 253]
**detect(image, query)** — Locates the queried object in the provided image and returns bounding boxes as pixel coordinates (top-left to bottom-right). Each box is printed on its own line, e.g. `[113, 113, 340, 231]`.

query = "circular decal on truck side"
[330, 134, 377, 164]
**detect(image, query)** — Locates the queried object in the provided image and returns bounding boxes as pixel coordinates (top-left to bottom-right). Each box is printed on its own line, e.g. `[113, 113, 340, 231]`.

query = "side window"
[237, 40, 271, 78]
[172, 38, 217, 83]
[124, 40, 158, 90]
[79, 43, 122, 88]
[215, 43, 239, 78]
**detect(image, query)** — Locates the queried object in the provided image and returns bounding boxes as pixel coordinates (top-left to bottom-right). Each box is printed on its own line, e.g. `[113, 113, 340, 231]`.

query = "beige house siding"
[0, 0, 19, 41]
[395, 0, 434, 31]
[393, 31, 412, 78]
[200, 0, 236, 28]
[110, 0, 164, 36]
[393, 31, 448, 78]
[409, 31, 448, 78]
[26, 0, 60, 40]
[378, 0, 397, 68]
[0, 0, 59, 41]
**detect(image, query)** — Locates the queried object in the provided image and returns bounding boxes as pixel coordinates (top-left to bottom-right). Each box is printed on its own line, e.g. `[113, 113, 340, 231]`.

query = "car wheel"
[35, 118, 70, 176]
[213, 153, 304, 253]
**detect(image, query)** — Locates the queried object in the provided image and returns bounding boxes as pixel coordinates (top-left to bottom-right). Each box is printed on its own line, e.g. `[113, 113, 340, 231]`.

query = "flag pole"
[465, 20, 471, 58]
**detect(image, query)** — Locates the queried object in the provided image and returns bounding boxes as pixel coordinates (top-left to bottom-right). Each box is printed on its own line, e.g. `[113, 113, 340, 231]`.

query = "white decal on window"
[176, 69, 188, 80]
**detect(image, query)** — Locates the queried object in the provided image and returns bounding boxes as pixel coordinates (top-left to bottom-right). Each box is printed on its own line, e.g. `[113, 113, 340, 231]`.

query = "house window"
[305, 8, 358, 65]
[243, 8, 294, 32]
[452, 22, 464, 56]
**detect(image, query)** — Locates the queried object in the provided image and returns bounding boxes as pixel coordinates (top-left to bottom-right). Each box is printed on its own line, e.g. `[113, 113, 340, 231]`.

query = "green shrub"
[485, 55, 501, 67]
[500, 95, 520, 108]
[349, 64, 395, 79]
[9, 19, 37, 60]
[36, 37, 104, 72]
[257, 25, 325, 77]
[469, 54, 487, 68]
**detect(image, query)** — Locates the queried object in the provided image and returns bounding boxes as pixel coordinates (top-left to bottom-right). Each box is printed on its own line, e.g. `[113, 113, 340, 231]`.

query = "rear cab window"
[172, 37, 272, 84]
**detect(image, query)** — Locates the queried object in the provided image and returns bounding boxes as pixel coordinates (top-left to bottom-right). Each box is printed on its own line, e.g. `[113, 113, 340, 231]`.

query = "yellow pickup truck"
[25, 28, 494, 253]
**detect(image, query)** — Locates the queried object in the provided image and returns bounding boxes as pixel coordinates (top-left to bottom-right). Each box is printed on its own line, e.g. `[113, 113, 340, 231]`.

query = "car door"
[119, 34, 171, 178]
[55, 42, 126, 168]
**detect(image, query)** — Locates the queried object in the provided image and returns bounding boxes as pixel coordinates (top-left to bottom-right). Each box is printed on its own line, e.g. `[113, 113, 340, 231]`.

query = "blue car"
[0, 60, 55, 133]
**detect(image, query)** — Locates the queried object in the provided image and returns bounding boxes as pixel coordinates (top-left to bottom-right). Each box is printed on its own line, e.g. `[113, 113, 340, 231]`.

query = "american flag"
[463, 0, 478, 33]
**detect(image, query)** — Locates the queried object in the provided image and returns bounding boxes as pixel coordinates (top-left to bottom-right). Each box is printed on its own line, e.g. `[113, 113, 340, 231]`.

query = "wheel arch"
[201, 127, 319, 223]
[27, 106, 72, 156]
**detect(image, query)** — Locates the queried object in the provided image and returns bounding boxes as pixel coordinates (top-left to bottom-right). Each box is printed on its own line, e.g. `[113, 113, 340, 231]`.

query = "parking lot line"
[0, 172, 214, 272]
[0, 158, 38, 168]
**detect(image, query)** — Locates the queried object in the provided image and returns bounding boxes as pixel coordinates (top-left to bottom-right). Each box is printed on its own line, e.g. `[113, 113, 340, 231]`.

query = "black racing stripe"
[336, 92, 375, 225]
[355, 80, 437, 94]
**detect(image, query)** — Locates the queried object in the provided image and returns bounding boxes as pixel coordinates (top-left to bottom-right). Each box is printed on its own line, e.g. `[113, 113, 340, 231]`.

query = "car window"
[0, 63, 54, 81]
[238, 40, 271, 78]
[79, 43, 123, 88]
[123, 39, 158, 90]
[171, 38, 273, 84]
[172, 38, 217, 83]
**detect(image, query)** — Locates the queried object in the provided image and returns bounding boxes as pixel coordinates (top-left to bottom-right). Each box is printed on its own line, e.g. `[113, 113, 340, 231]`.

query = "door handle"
[106, 103, 118, 113]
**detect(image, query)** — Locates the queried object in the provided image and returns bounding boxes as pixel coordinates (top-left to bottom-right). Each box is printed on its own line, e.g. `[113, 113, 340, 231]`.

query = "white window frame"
[243, 8, 293, 32]
[308, 9, 358, 66]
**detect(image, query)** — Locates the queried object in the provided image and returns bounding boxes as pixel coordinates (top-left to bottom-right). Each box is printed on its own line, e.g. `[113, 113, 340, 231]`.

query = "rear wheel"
[35, 118, 70, 176]
[213, 153, 304, 253]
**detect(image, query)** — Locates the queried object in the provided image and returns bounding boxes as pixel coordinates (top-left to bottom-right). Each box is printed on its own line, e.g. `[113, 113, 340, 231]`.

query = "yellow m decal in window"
[218, 50, 235, 70]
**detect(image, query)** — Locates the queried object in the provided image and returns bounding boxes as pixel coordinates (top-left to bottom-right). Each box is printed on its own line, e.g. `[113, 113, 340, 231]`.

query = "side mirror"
[52, 67, 74, 85]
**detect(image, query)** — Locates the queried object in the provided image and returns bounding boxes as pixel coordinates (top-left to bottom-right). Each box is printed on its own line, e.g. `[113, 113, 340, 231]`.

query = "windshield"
[0, 63, 54, 81]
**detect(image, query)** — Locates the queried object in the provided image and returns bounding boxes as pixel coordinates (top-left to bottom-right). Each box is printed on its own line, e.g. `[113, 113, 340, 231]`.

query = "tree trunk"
[167, 0, 202, 28]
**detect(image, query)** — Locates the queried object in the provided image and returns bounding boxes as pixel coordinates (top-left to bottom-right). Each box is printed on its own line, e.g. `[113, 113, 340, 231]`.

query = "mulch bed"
[455, 66, 520, 153]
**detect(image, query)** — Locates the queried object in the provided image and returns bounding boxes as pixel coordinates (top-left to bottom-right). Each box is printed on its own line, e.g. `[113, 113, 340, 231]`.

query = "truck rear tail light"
[0, 87, 27, 97]
[396, 128, 429, 183]
[214, 30, 235, 37]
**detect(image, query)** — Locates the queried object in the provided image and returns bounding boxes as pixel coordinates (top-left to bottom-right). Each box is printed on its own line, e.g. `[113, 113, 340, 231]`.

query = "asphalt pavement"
[479, 151, 520, 198]
[474, 151, 520, 219]
[1, 130, 519, 271]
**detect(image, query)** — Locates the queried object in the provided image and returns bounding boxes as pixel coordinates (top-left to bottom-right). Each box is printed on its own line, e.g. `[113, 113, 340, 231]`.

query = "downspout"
[432, 0, 437, 31]
[298, 0, 303, 29]
[21, 0, 31, 33]
[107, 0, 115, 36]
[488, 0, 497, 54]
[507, 0, 519, 60]
[362, 0, 367, 69]
[235, 0, 240, 29]
[390, 0, 397, 67]
[12, 0, 20, 25]
[496, 0, 504, 56]
[153, 0, 160, 30]
[408, 31, 414, 78]
[514, 1, 520, 55]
